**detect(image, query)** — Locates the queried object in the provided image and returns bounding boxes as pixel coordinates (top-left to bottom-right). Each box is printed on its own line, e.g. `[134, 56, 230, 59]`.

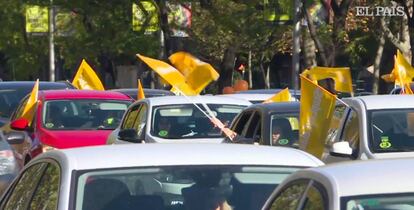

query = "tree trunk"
[302, 28, 317, 68]
[373, 32, 385, 95]
[302, 5, 327, 66]
[331, 0, 353, 66]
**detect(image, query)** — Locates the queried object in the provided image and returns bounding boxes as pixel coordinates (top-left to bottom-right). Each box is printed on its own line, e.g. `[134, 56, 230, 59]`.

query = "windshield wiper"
[182, 130, 197, 137]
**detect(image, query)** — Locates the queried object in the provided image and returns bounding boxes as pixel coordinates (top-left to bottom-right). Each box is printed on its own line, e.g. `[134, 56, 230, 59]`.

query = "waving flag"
[299, 75, 337, 158]
[169, 52, 219, 94]
[302, 66, 353, 94]
[72, 59, 104, 90]
[381, 51, 414, 94]
[136, 54, 196, 95]
[21, 79, 39, 124]
[263, 88, 293, 103]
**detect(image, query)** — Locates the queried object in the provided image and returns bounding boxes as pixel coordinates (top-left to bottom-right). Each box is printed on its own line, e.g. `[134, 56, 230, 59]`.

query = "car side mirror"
[10, 118, 29, 131]
[330, 141, 353, 157]
[6, 132, 25, 145]
[118, 129, 142, 143]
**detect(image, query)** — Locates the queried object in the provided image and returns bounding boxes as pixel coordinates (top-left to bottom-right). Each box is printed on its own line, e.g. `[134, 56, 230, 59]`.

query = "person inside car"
[271, 118, 293, 146]
[44, 105, 64, 129]
[182, 170, 233, 210]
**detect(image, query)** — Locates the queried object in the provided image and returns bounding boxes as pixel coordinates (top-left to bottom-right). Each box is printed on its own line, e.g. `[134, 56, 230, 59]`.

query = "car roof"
[37, 144, 323, 170]
[244, 102, 300, 114]
[110, 88, 174, 95]
[38, 89, 133, 100]
[0, 81, 74, 90]
[293, 158, 414, 197]
[238, 89, 301, 95]
[345, 95, 414, 110]
[139, 95, 252, 106]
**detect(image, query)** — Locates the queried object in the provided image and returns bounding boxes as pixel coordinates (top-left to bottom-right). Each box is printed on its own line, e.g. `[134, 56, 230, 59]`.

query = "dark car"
[237, 89, 301, 100]
[0, 81, 75, 127]
[226, 102, 300, 147]
[110, 88, 174, 100]
[389, 83, 414, 94]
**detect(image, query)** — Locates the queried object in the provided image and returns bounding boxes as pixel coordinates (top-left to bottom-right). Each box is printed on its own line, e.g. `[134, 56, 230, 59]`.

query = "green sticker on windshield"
[45, 123, 54, 128]
[379, 136, 392, 149]
[159, 130, 168, 137]
[278, 139, 289, 145]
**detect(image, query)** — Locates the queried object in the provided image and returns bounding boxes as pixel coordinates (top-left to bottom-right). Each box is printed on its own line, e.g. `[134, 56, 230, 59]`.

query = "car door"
[322, 105, 354, 163]
[0, 160, 61, 210]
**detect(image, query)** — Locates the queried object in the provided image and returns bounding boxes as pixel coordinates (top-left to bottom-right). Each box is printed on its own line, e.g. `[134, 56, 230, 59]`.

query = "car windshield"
[342, 193, 414, 210]
[270, 113, 299, 147]
[151, 104, 246, 139]
[0, 89, 31, 118]
[42, 100, 131, 130]
[75, 165, 301, 210]
[369, 109, 414, 153]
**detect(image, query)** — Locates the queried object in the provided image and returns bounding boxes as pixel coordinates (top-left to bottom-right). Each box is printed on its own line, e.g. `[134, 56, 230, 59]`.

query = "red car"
[1, 90, 133, 165]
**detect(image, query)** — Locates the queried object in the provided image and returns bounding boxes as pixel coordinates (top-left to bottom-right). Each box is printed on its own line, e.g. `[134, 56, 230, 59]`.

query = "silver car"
[0, 144, 322, 210]
[262, 157, 414, 210]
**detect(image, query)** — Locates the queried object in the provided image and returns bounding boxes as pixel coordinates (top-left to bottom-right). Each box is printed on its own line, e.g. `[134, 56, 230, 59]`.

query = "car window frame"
[298, 180, 329, 210]
[339, 108, 360, 157]
[0, 162, 49, 209]
[132, 104, 148, 139]
[120, 103, 144, 130]
[10, 95, 30, 121]
[245, 111, 261, 139]
[231, 110, 254, 135]
[266, 179, 311, 210]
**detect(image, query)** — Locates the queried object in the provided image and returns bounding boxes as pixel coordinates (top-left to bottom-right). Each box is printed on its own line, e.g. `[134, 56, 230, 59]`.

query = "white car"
[0, 144, 323, 210]
[107, 95, 252, 144]
[322, 95, 414, 163]
[262, 158, 414, 210]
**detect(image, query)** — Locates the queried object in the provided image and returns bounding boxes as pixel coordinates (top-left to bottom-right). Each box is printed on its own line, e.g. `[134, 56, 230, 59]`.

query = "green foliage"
[0, 0, 160, 80]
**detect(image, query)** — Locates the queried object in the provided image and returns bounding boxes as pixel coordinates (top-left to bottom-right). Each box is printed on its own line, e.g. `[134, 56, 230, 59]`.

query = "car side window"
[233, 111, 253, 135]
[245, 112, 261, 139]
[326, 104, 347, 145]
[340, 109, 360, 153]
[30, 162, 61, 210]
[121, 104, 142, 129]
[3, 163, 47, 210]
[132, 105, 147, 138]
[301, 182, 328, 210]
[11, 97, 30, 121]
[269, 180, 309, 210]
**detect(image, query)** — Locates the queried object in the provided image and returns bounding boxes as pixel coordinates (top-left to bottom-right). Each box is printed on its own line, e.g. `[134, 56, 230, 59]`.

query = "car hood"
[39, 129, 112, 149]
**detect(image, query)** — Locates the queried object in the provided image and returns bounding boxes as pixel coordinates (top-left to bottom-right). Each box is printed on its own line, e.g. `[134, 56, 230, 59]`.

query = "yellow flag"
[21, 79, 39, 124]
[382, 50, 414, 86]
[402, 83, 414, 94]
[303, 66, 353, 94]
[169, 52, 220, 94]
[136, 54, 196, 95]
[263, 88, 292, 103]
[72, 59, 105, 90]
[299, 75, 337, 159]
[137, 79, 145, 100]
